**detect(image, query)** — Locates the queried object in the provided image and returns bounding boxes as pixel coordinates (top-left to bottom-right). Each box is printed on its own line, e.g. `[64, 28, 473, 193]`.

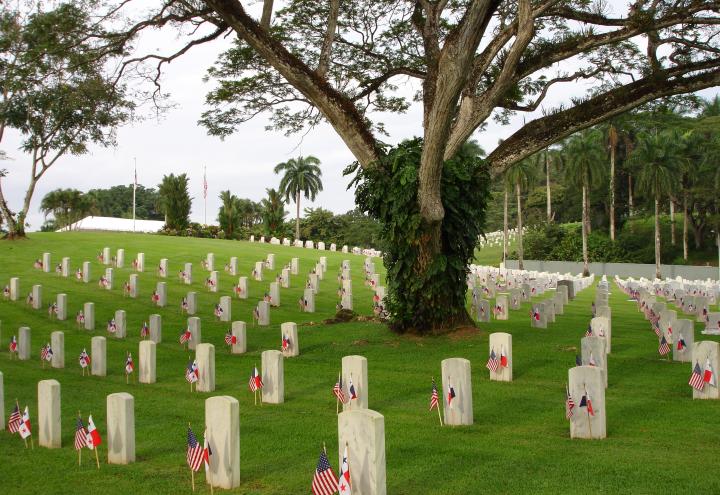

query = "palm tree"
[607, 124, 619, 240]
[564, 130, 606, 276]
[217, 190, 242, 238]
[504, 159, 536, 270]
[39, 188, 94, 229]
[261, 188, 286, 236]
[274, 155, 323, 240]
[630, 131, 681, 279]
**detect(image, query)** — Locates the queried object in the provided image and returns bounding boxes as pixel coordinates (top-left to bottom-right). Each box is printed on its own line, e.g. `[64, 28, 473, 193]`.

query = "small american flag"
[40, 344, 53, 362]
[140, 322, 149, 339]
[74, 417, 88, 450]
[658, 336, 671, 356]
[179, 329, 192, 344]
[333, 374, 346, 404]
[689, 361, 705, 391]
[249, 366, 263, 392]
[187, 427, 204, 472]
[585, 325, 593, 337]
[653, 322, 662, 338]
[282, 335, 290, 351]
[203, 168, 208, 200]
[486, 348, 500, 373]
[429, 378, 439, 412]
[8, 404, 21, 433]
[79, 349, 90, 368]
[311, 450, 339, 495]
[125, 353, 134, 374]
[186, 360, 199, 383]
[565, 384, 575, 420]
[224, 331, 236, 346]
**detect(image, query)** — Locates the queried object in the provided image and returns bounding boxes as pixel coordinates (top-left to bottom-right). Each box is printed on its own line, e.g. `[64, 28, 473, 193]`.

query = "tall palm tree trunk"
[670, 200, 676, 245]
[609, 144, 616, 240]
[295, 190, 301, 240]
[503, 186, 509, 264]
[516, 181, 524, 271]
[628, 175, 634, 217]
[582, 184, 589, 276]
[683, 192, 688, 260]
[655, 196, 661, 279]
[546, 152, 552, 222]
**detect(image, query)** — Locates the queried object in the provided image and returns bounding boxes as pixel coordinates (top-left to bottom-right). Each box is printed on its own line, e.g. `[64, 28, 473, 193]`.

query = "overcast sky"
[1, 3, 716, 231]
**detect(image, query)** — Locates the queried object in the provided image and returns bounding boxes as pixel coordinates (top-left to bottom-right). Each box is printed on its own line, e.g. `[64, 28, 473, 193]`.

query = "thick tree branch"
[317, 0, 340, 79]
[487, 63, 720, 174]
[204, 0, 380, 168]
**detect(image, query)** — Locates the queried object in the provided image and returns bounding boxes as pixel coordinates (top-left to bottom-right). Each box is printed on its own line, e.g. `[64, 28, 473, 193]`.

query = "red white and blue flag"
[333, 374, 347, 404]
[579, 392, 594, 416]
[348, 377, 357, 400]
[74, 417, 88, 450]
[658, 336, 671, 356]
[186, 427, 204, 472]
[429, 378, 440, 412]
[9, 336, 17, 353]
[565, 384, 575, 420]
[179, 329, 192, 344]
[447, 382, 456, 407]
[86, 415, 101, 448]
[125, 353, 134, 374]
[40, 343, 53, 362]
[186, 360, 199, 384]
[689, 361, 705, 391]
[249, 366, 263, 392]
[312, 449, 339, 495]
[677, 336, 687, 351]
[486, 348, 499, 372]
[18, 406, 31, 439]
[79, 349, 90, 368]
[703, 359, 716, 387]
[500, 346, 508, 368]
[337, 445, 352, 495]
[8, 404, 21, 433]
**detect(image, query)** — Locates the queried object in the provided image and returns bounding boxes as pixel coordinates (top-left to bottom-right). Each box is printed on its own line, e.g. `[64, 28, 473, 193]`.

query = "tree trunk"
[628, 174, 633, 217]
[516, 181, 524, 271]
[609, 144, 615, 240]
[546, 151, 552, 222]
[295, 190, 301, 240]
[683, 192, 688, 260]
[670, 200, 676, 245]
[503, 186, 509, 264]
[655, 196, 661, 279]
[582, 184, 589, 276]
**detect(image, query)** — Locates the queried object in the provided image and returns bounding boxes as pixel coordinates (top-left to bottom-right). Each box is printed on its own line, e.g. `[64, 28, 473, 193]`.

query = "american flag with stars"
[74, 417, 88, 450]
[429, 378, 439, 412]
[186, 427, 205, 472]
[486, 348, 500, 373]
[311, 450, 339, 495]
[689, 361, 705, 391]
[8, 403, 21, 433]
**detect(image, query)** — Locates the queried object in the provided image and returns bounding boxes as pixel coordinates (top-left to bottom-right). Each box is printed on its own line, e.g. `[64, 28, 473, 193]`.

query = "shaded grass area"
[0, 232, 719, 494]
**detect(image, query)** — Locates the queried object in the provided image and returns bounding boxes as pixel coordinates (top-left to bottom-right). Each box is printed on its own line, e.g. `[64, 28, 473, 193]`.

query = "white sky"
[0, 2, 716, 231]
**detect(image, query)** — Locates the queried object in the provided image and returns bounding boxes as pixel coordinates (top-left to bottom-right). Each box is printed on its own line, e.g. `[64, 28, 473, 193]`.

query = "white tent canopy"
[57, 216, 164, 233]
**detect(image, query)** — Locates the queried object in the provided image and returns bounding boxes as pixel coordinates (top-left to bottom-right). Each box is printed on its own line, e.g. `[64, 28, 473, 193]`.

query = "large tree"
[564, 130, 606, 276]
[0, 2, 132, 237]
[109, 0, 720, 332]
[39, 188, 94, 230]
[157, 173, 192, 231]
[260, 187, 286, 236]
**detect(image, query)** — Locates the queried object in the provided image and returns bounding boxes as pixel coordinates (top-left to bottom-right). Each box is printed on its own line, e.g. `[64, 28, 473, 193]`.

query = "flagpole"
[191, 470, 195, 492]
[203, 165, 207, 226]
[78, 411, 82, 466]
[133, 157, 137, 233]
[94, 444, 100, 469]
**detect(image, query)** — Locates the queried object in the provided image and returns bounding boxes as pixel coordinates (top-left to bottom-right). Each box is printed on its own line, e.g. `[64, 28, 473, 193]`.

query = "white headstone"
[103, 247, 111, 265]
[104, 268, 113, 290]
[114, 309, 127, 338]
[61, 257, 70, 277]
[204, 396, 240, 489]
[337, 409, 386, 495]
[129, 274, 139, 298]
[237, 277, 248, 299]
[82, 261, 91, 283]
[209, 271, 219, 292]
[219, 296, 231, 322]
[488, 333, 512, 382]
[136, 252, 145, 272]
[91, 336, 106, 376]
[56, 294, 67, 321]
[31, 284, 42, 310]
[281, 269, 290, 289]
[342, 355, 368, 411]
[303, 289, 315, 313]
[494, 295, 508, 321]
[441, 358, 473, 425]
[291, 258, 299, 275]
[159, 258, 168, 278]
[229, 257, 238, 276]
[254, 261, 263, 281]
[269, 282, 280, 307]
[206, 253, 214, 271]
[84, 302, 95, 331]
[139, 340, 156, 384]
[187, 292, 198, 315]
[149, 314, 162, 343]
[188, 317, 201, 350]
[568, 366, 606, 439]
[280, 322, 299, 357]
[42, 252, 52, 273]
[231, 321, 247, 354]
[261, 350, 284, 404]
[590, 316, 611, 353]
[672, 319, 694, 362]
[107, 393, 135, 464]
[581, 336, 608, 388]
[51, 331, 64, 368]
[184, 262, 193, 285]
[18, 326, 31, 360]
[196, 344, 215, 392]
[156, 282, 167, 307]
[9, 277, 19, 301]
[116, 249, 124, 268]
[266, 253, 275, 270]
[38, 379, 61, 448]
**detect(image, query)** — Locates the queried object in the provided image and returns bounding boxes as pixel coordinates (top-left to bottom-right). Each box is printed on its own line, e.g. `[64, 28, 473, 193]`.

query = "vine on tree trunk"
[346, 138, 490, 333]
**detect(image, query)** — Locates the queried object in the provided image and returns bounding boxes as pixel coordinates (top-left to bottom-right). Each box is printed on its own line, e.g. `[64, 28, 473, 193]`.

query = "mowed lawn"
[0, 232, 719, 494]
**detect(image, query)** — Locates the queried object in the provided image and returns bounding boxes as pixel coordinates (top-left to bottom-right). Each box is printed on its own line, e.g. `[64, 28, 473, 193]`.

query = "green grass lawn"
[1, 232, 719, 494]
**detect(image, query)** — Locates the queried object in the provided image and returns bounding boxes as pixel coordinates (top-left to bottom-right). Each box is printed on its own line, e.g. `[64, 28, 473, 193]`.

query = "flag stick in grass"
[584, 384, 593, 438]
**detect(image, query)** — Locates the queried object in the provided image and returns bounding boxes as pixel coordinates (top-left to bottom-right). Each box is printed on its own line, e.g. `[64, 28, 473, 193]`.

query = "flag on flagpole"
[333, 374, 347, 404]
[224, 331, 237, 346]
[429, 378, 439, 412]
[203, 167, 208, 200]
[348, 377, 357, 400]
[18, 406, 32, 439]
[585, 325, 593, 337]
[86, 415, 101, 448]
[337, 445, 352, 495]
[565, 384, 575, 420]
[40, 343, 53, 362]
[579, 392, 594, 416]
[186, 360, 199, 383]
[486, 348, 500, 373]
[179, 329, 192, 345]
[689, 361, 705, 390]
[282, 334, 290, 351]
[703, 359, 716, 386]
[125, 353, 134, 374]
[312, 449, 339, 495]
[75, 417, 89, 450]
[249, 366, 263, 392]
[658, 336, 671, 356]
[8, 404, 22, 433]
[202, 431, 212, 473]
[186, 427, 204, 472]
[140, 322, 149, 339]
